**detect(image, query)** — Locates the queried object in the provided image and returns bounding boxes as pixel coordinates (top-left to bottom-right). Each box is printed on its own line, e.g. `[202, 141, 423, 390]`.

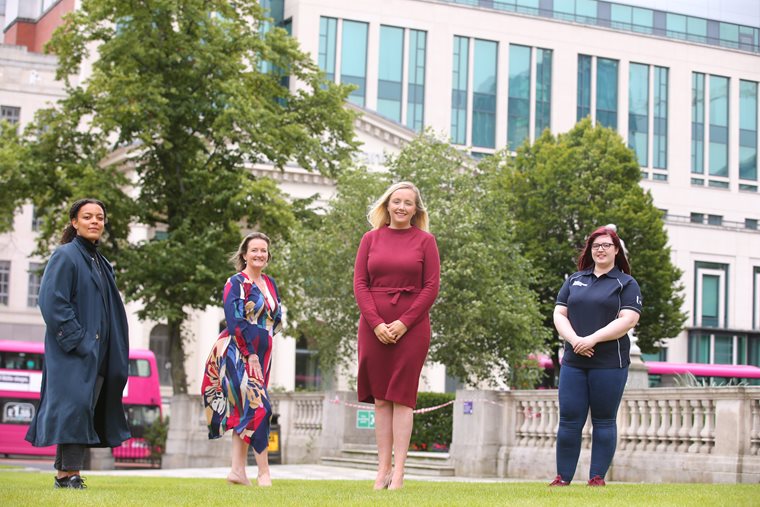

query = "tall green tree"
[496, 119, 686, 357]
[287, 132, 548, 387]
[0, 0, 357, 392]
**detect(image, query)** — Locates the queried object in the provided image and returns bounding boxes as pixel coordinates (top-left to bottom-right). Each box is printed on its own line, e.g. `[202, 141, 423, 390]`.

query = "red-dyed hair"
[577, 226, 631, 274]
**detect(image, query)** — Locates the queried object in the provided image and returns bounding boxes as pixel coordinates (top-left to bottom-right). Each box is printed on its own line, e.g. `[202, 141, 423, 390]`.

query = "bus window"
[128, 359, 151, 378]
[124, 405, 161, 437]
[0, 352, 44, 371]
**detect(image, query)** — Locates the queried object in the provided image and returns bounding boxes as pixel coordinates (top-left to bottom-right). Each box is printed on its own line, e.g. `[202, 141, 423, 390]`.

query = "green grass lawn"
[0, 472, 758, 506]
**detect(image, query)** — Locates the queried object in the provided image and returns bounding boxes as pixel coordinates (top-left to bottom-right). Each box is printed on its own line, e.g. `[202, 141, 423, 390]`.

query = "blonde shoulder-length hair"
[367, 181, 429, 232]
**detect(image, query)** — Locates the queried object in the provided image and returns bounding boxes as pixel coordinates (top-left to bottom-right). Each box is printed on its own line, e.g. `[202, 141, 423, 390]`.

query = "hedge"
[410, 392, 455, 452]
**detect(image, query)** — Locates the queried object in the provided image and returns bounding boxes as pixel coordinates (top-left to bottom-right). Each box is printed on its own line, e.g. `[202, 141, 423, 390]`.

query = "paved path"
[2, 458, 515, 483]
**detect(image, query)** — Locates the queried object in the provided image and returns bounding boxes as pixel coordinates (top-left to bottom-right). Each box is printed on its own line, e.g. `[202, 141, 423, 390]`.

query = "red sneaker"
[587, 475, 606, 486]
[549, 475, 570, 486]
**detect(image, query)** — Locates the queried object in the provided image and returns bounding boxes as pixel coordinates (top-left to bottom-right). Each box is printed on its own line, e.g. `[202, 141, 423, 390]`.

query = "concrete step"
[321, 447, 455, 476]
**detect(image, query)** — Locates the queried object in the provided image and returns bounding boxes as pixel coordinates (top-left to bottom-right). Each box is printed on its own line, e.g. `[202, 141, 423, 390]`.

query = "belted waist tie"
[368, 286, 420, 305]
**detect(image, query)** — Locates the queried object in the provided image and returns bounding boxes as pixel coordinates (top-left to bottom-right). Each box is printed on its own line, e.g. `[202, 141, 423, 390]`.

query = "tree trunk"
[168, 317, 188, 394]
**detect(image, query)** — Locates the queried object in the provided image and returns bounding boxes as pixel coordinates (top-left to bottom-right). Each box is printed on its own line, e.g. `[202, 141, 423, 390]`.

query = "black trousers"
[54, 375, 105, 471]
[54, 444, 86, 471]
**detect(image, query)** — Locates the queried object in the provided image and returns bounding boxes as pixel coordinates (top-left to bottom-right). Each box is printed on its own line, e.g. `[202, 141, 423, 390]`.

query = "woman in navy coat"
[25, 199, 131, 489]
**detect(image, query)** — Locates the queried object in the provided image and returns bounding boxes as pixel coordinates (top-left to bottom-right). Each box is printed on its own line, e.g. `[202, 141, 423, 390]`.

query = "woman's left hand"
[572, 337, 596, 357]
[387, 320, 408, 343]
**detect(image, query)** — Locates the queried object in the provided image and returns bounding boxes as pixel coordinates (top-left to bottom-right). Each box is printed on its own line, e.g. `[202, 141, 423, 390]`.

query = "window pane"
[318, 17, 337, 81]
[709, 75, 729, 177]
[596, 58, 618, 129]
[27, 262, 42, 308]
[632, 8, 653, 34]
[610, 4, 631, 30]
[472, 39, 498, 149]
[535, 48, 552, 138]
[702, 274, 719, 327]
[628, 63, 649, 166]
[689, 333, 711, 363]
[740, 80, 758, 181]
[508, 44, 531, 149]
[341, 20, 369, 106]
[577, 54, 592, 121]
[451, 36, 469, 145]
[378, 26, 404, 122]
[713, 334, 732, 364]
[407, 30, 427, 131]
[667, 13, 687, 40]
[692, 73, 705, 174]
[653, 67, 668, 169]
[0, 261, 9, 306]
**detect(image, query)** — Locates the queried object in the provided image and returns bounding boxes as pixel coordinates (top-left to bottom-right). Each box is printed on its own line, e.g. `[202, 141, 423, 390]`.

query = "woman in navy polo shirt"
[549, 226, 642, 487]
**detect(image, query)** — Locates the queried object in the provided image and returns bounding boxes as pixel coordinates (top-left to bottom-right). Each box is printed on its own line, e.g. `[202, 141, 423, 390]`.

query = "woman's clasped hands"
[373, 321, 408, 345]
[571, 335, 596, 357]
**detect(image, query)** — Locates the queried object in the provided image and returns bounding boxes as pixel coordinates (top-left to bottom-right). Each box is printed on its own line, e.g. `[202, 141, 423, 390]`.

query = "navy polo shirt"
[556, 266, 642, 369]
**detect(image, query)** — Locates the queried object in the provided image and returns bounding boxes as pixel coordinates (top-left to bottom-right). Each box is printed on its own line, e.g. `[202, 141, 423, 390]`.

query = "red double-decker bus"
[0, 340, 162, 462]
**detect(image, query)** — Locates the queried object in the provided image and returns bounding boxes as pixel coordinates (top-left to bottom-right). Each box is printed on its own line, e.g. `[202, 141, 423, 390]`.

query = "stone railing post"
[450, 390, 504, 477]
[713, 389, 749, 457]
[319, 391, 351, 459]
[163, 394, 228, 468]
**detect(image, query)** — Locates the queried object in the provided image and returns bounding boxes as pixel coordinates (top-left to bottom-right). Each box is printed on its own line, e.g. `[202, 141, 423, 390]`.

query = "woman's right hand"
[373, 323, 396, 345]
[247, 354, 264, 381]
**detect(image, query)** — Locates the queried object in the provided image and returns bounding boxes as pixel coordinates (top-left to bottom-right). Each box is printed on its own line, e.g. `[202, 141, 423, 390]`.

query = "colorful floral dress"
[202, 272, 282, 453]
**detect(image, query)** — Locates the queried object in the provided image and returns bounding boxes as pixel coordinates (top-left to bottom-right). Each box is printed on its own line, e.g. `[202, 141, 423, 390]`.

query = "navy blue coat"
[26, 237, 131, 447]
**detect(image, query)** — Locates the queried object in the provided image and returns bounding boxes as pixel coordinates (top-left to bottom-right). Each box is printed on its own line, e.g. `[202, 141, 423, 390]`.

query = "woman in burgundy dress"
[353, 181, 440, 490]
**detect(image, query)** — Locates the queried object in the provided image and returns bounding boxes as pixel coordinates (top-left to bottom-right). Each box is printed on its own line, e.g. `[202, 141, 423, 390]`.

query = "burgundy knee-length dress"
[354, 225, 440, 409]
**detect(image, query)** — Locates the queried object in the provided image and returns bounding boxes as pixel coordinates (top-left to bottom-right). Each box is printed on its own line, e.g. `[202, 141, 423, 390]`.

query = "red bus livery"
[0, 340, 162, 462]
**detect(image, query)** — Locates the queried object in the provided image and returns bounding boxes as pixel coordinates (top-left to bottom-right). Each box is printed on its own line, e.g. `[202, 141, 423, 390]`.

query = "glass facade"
[378, 26, 404, 122]
[441, 1, 760, 53]
[691, 72, 705, 176]
[596, 58, 618, 129]
[407, 30, 427, 131]
[653, 66, 668, 170]
[508, 44, 531, 149]
[739, 80, 758, 187]
[341, 20, 369, 106]
[709, 75, 729, 178]
[451, 36, 469, 145]
[628, 63, 649, 166]
[535, 48, 552, 138]
[472, 39, 498, 149]
[318, 17, 337, 81]
[577, 54, 591, 121]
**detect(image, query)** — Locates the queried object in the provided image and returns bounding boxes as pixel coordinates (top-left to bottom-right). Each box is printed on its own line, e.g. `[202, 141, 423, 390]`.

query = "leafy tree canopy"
[0, 0, 357, 392]
[495, 119, 686, 355]
[287, 131, 548, 388]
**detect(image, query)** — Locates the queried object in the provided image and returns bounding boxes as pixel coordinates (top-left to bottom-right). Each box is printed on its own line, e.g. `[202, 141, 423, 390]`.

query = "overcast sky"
[621, 0, 760, 27]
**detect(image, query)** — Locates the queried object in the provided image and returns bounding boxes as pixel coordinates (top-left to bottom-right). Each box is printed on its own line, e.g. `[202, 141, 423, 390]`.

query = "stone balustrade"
[163, 387, 760, 483]
[452, 386, 760, 483]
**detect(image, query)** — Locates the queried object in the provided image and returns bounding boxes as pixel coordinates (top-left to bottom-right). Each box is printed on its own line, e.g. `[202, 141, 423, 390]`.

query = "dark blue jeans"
[556, 364, 628, 482]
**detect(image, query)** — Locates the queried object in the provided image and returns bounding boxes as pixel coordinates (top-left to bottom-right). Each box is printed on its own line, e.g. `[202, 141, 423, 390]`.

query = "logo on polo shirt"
[636, 296, 642, 304]
[572, 280, 587, 287]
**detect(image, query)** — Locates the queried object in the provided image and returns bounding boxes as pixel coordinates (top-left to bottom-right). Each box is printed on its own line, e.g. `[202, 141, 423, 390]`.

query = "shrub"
[410, 392, 455, 452]
[144, 416, 169, 462]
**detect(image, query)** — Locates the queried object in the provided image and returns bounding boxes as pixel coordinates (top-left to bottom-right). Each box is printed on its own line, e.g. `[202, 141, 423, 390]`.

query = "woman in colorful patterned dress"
[354, 181, 440, 490]
[202, 232, 282, 487]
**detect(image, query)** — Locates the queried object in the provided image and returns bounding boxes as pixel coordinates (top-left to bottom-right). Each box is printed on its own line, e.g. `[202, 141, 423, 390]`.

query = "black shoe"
[54, 474, 87, 489]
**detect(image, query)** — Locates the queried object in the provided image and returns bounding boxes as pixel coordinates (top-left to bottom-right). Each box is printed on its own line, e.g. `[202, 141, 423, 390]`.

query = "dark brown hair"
[577, 226, 631, 274]
[230, 232, 272, 271]
[61, 198, 107, 244]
